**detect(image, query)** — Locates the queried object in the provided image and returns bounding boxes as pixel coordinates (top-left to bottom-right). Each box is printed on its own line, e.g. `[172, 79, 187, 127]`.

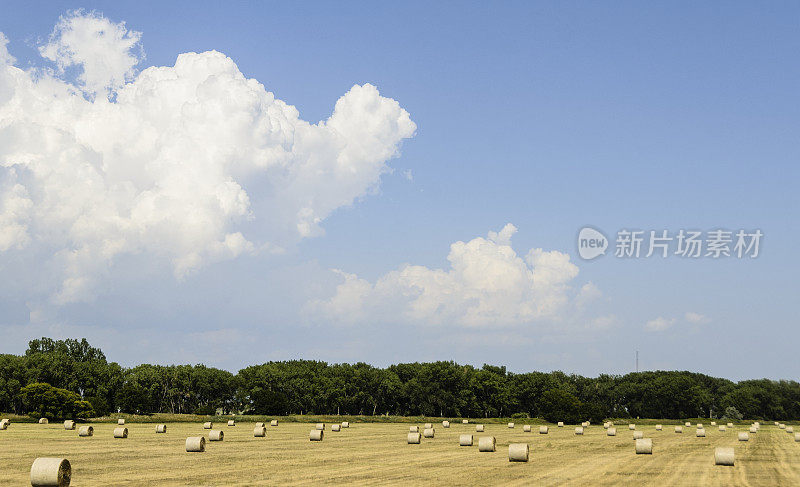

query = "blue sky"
[0, 1, 797, 379]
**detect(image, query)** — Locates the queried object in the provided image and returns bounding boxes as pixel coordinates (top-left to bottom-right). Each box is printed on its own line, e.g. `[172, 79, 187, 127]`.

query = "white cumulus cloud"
[310, 224, 587, 328]
[685, 312, 710, 324]
[0, 12, 415, 303]
[645, 316, 676, 332]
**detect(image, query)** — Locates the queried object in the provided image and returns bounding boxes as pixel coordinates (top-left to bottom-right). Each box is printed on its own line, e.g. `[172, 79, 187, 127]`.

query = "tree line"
[1, 337, 799, 421]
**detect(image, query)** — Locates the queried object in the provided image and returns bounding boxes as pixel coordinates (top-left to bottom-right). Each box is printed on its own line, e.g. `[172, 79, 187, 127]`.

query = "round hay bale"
[523, 425, 531, 432]
[710, 422, 717, 426]
[407, 432, 421, 444]
[423, 428, 435, 438]
[113, 427, 128, 439]
[156, 424, 167, 433]
[635, 438, 652, 454]
[794, 433, 800, 442]
[476, 424, 484, 432]
[478, 436, 496, 452]
[442, 421, 450, 428]
[271, 420, 278, 427]
[581, 421, 589, 427]
[715, 447, 734, 466]
[309, 429, 323, 441]
[684, 422, 691, 427]
[462, 419, 469, 424]
[675, 426, 683, 433]
[607, 427, 617, 436]
[719, 425, 726, 432]
[341, 421, 349, 428]
[775, 421, 780, 426]
[539, 426, 549, 434]
[209, 430, 223, 441]
[749, 426, 758, 434]
[727, 422, 733, 428]
[39, 418, 48, 424]
[0, 421, 7, 430]
[738, 432, 749, 441]
[696, 423, 703, 428]
[603, 422, 610, 429]
[332, 424, 341, 432]
[203, 422, 213, 429]
[633, 431, 643, 440]
[409, 426, 419, 432]
[459, 434, 473, 446]
[780, 424, 786, 429]
[253, 426, 266, 437]
[655, 424, 663, 431]
[696, 428, 706, 437]
[557, 422, 564, 427]
[186, 436, 205, 452]
[508, 422, 515, 429]
[255, 422, 265, 428]
[629, 424, 636, 430]
[78, 426, 93, 437]
[227, 420, 235, 427]
[508, 443, 529, 462]
[117, 419, 125, 425]
[424, 423, 432, 429]
[787, 427, 794, 434]
[315, 423, 325, 431]
[30, 457, 70, 487]
[585, 421, 591, 426]
[575, 426, 584, 435]
[63, 420, 75, 430]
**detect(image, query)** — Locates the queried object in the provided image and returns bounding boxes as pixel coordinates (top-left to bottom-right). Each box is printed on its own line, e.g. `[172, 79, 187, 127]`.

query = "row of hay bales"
[26, 419, 353, 485]
[404, 419, 800, 467]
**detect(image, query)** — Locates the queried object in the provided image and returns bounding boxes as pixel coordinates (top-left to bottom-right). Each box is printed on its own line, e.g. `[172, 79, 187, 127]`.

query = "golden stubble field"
[2, 421, 800, 486]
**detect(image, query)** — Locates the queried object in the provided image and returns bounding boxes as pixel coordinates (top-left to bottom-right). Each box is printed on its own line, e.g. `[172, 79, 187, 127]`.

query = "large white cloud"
[0, 11, 415, 303]
[310, 224, 587, 328]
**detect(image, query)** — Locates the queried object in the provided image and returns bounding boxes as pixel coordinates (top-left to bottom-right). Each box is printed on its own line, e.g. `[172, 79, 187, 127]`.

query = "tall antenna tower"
[636, 350, 639, 373]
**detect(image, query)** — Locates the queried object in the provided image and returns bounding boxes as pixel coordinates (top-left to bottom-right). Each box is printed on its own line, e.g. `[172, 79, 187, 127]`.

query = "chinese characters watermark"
[578, 227, 762, 260]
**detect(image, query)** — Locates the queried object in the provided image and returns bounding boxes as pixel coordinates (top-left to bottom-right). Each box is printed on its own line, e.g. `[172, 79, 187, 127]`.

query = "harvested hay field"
[2, 422, 800, 485]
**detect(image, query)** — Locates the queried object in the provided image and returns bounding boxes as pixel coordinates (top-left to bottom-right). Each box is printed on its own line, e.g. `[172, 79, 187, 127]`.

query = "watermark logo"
[577, 227, 763, 260]
[577, 227, 608, 260]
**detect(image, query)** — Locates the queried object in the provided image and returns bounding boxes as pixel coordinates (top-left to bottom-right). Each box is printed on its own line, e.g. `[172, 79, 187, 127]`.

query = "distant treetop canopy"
[1, 337, 799, 421]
